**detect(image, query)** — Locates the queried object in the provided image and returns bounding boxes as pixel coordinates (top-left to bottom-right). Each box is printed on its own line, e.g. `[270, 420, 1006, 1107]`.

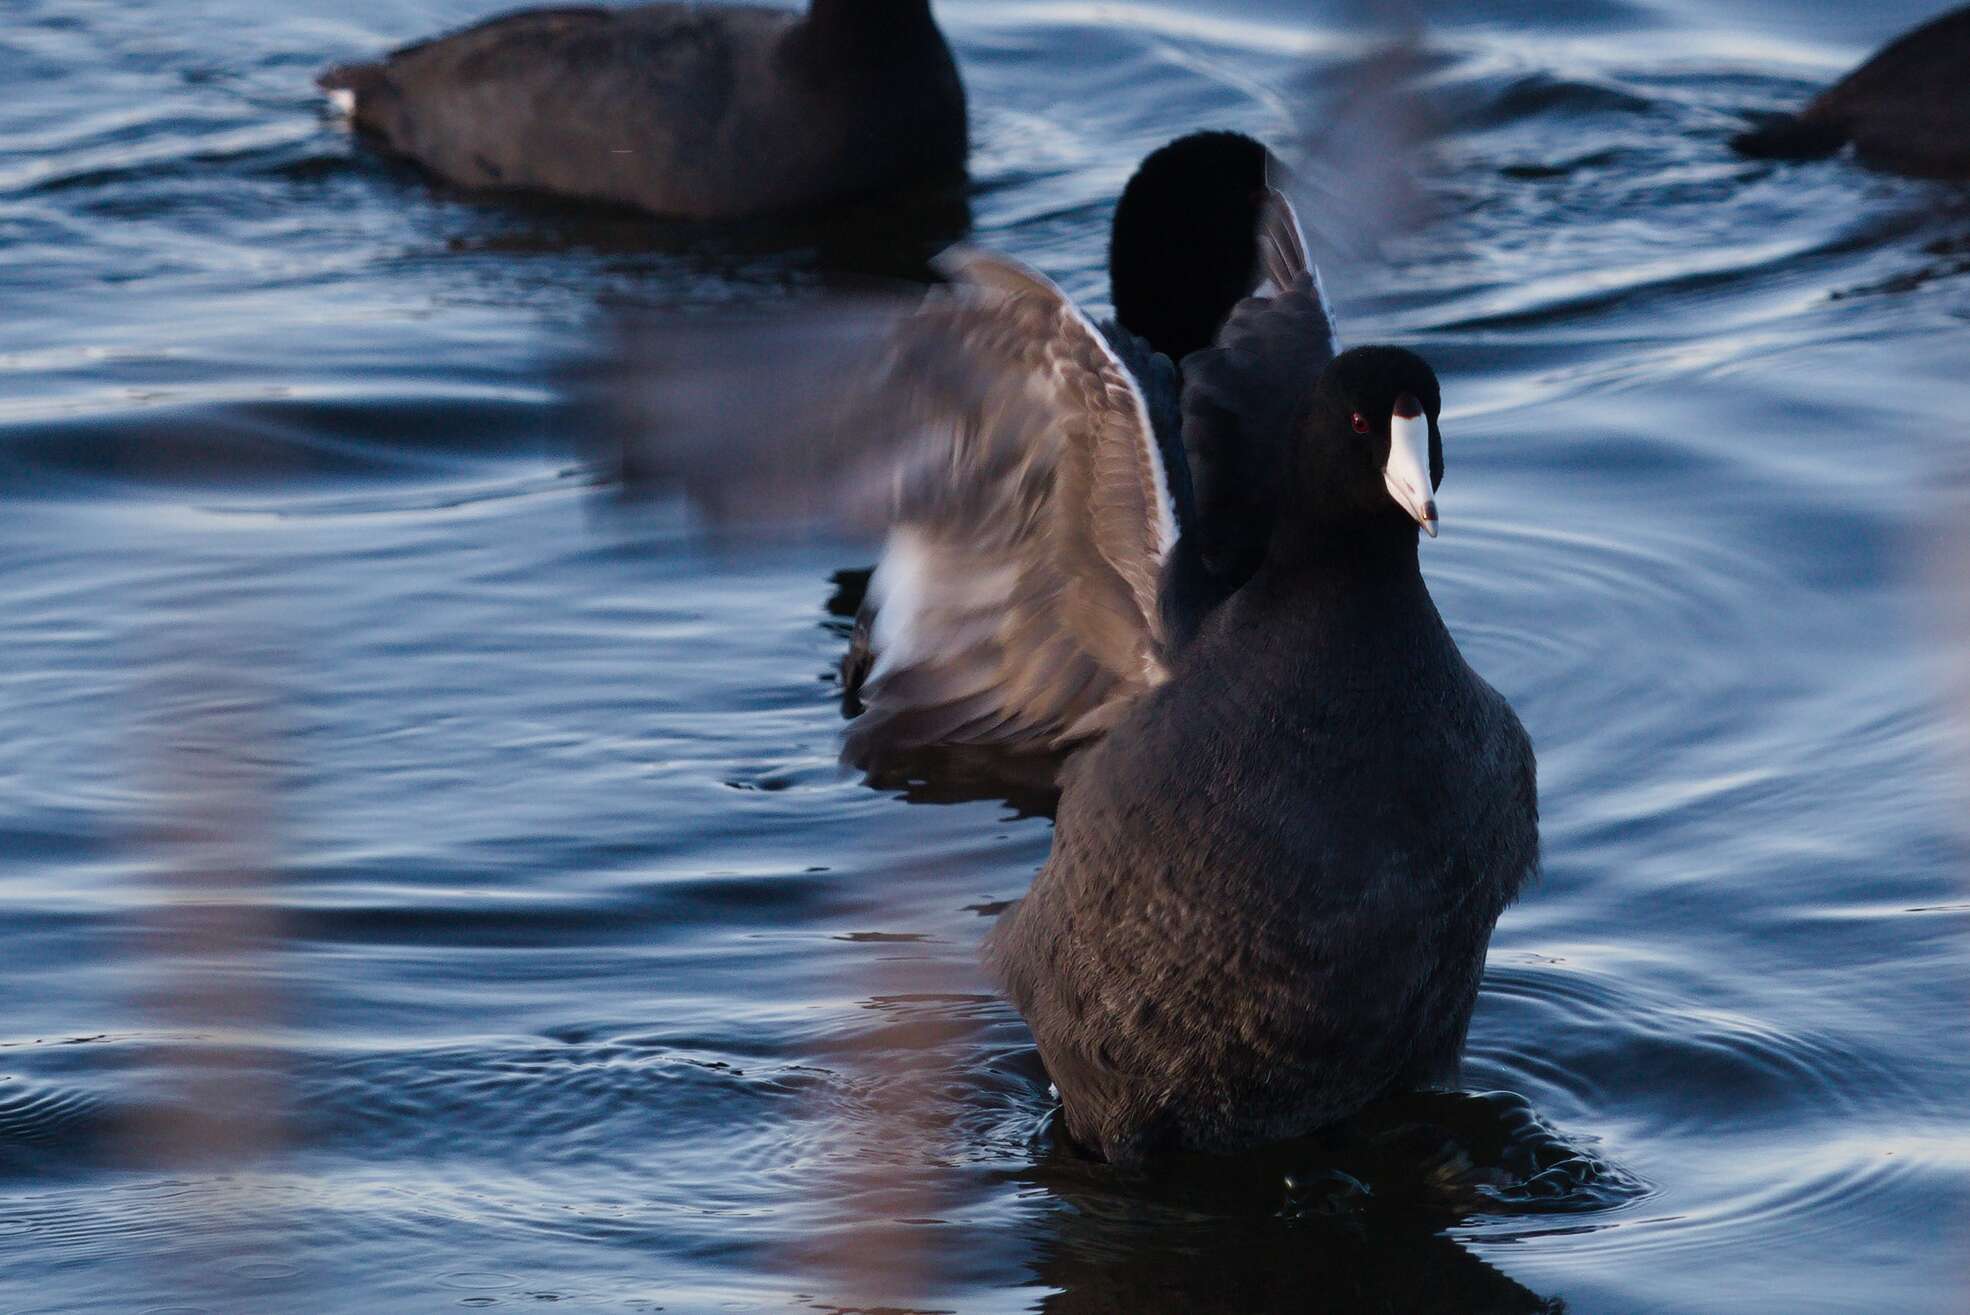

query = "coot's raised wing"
[595, 249, 1181, 766]
[1179, 189, 1338, 589]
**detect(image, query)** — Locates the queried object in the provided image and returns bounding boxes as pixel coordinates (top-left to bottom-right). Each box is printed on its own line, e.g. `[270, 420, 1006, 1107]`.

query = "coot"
[1732, 5, 1970, 178]
[596, 140, 1539, 1162]
[321, 0, 967, 219]
[985, 321, 1538, 1160]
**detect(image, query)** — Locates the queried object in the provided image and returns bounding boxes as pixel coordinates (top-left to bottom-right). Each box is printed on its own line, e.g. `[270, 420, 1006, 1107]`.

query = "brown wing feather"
[591, 249, 1178, 765]
[846, 251, 1177, 762]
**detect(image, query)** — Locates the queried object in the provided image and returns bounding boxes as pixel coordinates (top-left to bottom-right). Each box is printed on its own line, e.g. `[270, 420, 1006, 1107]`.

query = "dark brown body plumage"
[321, 1, 966, 218]
[987, 528, 1537, 1164]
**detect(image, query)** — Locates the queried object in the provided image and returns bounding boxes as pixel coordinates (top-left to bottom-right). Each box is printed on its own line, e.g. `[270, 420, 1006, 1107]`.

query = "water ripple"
[1, 2, 1967, 1312]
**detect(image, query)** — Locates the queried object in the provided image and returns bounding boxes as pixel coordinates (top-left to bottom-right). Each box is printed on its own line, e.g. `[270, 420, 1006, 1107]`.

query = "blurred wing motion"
[595, 250, 1181, 766]
[1180, 189, 1338, 587]
[1277, 25, 1442, 268]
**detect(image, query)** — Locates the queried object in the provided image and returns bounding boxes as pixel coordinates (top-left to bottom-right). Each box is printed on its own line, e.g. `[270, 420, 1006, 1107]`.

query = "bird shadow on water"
[1006, 1088, 1645, 1314]
[347, 138, 976, 291]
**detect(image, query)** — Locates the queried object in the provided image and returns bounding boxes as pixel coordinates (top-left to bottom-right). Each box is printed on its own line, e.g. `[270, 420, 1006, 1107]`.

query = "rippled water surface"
[5, 1, 1970, 1311]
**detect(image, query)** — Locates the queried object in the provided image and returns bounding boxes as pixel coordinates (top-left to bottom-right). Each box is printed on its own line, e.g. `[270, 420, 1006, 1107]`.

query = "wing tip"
[1256, 188, 1311, 290]
[932, 245, 1071, 305]
[1256, 189, 1340, 354]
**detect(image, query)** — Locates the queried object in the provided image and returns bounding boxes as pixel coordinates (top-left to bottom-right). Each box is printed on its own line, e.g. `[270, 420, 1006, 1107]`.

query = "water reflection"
[5, 0, 1970, 1310]
[408, 164, 975, 298]
[118, 628, 305, 1308]
[1013, 1088, 1640, 1314]
[1026, 1210, 1562, 1314]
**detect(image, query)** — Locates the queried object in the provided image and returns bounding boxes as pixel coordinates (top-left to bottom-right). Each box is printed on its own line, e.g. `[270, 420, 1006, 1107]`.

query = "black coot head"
[1302, 345, 1445, 538]
[1109, 131, 1273, 364]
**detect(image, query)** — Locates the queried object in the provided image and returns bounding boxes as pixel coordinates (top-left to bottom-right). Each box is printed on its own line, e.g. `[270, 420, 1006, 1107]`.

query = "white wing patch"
[865, 527, 932, 684]
[865, 526, 1023, 688]
[326, 87, 357, 116]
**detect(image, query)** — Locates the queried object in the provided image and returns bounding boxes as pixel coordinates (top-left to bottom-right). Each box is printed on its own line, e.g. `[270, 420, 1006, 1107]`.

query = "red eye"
[1351, 412, 1369, 434]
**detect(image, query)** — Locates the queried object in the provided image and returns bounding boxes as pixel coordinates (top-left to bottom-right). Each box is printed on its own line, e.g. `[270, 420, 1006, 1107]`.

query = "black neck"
[1175, 516, 1446, 729]
[1242, 511, 1442, 652]
[1266, 510, 1422, 586]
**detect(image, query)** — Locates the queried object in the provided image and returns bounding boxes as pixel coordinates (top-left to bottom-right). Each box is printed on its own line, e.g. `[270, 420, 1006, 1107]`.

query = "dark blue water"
[4, 2, 1969, 1311]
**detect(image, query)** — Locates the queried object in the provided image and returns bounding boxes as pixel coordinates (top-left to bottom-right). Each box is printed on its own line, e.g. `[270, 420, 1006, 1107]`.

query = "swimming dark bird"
[594, 133, 1539, 1163]
[1731, 5, 1970, 178]
[319, 0, 967, 219]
